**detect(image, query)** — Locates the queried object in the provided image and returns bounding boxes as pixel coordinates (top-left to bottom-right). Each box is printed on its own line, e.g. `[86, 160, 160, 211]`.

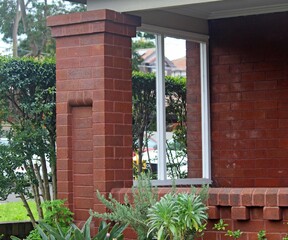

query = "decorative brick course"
[112, 187, 288, 239]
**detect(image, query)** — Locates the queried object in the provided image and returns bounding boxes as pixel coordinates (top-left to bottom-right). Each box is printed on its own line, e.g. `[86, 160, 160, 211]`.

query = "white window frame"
[134, 25, 211, 186]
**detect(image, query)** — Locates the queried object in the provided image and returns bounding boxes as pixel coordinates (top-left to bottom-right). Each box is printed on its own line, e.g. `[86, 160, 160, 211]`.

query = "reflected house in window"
[171, 57, 186, 77]
[137, 48, 176, 75]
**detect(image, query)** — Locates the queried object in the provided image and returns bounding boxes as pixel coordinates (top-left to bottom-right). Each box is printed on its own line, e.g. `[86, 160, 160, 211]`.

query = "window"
[133, 27, 211, 186]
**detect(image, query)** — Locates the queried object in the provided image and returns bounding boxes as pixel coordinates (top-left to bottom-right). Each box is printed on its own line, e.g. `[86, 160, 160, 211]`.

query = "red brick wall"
[187, 12, 288, 187]
[186, 42, 202, 178]
[72, 106, 93, 219]
[47, 10, 140, 224]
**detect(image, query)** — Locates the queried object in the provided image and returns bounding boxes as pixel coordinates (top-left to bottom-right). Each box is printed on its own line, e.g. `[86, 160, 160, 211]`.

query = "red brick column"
[47, 10, 140, 224]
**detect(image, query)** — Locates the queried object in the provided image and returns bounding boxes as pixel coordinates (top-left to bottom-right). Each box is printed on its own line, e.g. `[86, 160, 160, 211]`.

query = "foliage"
[213, 219, 228, 231]
[132, 72, 156, 174]
[12, 216, 127, 240]
[92, 174, 158, 240]
[146, 192, 208, 240]
[257, 230, 267, 240]
[165, 76, 187, 179]
[132, 31, 155, 71]
[0, 200, 37, 222]
[226, 230, 243, 239]
[41, 199, 74, 227]
[0, 57, 56, 226]
[165, 76, 186, 126]
[213, 220, 242, 240]
[136, 32, 155, 40]
[133, 40, 155, 50]
[25, 199, 74, 239]
[0, 0, 85, 57]
[25, 229, 42, 240]
[132, 72, 187, 178]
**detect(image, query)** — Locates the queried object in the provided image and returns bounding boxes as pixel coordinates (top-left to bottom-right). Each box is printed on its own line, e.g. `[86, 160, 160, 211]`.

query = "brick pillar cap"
[47, 9, 141, 28]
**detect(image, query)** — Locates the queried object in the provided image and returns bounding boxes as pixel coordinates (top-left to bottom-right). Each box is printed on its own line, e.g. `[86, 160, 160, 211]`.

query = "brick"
[254, 80, 277, 90]
[254, 62, 284, 71]
[263, 207, 282, 220]
[74, 186, 94, 198]
[231, 102, 254, 111]
[252, 189, 266, 206]
[254, 100, 278, 109]
[241, 111, 266, 120]
[278, 189, 288, 206]
[219, 55, 241, 64]
[207, 188, 220, 206]
[74, 174, 93, 186]
[74, 198, 94, 210]
[231, 206, 250, 220]
[57, 58, 80, 69]
[58, 181, 73, 193]
[266, 71, 285, 80]
[250, 207, 263, 219]
[255, 119, 278, 129]
[207, 206, 220, 219]
[265, 188, 279, 206]
[231, 120, 255, 130]
[229, 188, 242, 206]
[212, 83, 230, 93]
[57, 158, 72, 171]
[230, 82, 254, 92]
[220, 206, 231, 219]
[73, 209, 90, 221]
[56, 69, 68, 80]
[57, 170, 73, 181]
[242, 72, 266, 81]
[73, 163, 93, 174]
[234, 220, 264, 233]
[230, 63, 254, 73]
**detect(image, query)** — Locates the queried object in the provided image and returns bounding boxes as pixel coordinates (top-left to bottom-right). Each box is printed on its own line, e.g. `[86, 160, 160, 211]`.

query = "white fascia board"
[87, 0, 222, 12]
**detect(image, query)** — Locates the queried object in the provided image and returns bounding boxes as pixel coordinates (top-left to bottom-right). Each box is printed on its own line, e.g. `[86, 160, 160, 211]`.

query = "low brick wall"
[0, 221, 33, 240]
[112, 187, 288, 240]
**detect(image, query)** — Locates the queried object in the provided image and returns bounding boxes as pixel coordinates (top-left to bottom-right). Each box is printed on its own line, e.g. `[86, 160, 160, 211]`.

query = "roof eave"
[65, 0, 87, 4]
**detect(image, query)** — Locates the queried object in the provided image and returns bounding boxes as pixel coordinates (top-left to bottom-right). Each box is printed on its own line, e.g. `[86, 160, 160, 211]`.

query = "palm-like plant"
[11, 216, 127, 240]
[147, 192, 207, 240]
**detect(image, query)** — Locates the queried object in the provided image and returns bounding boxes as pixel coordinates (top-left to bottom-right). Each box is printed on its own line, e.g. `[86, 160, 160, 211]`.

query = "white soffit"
[86, 0, 288, 20]
[86, 0, 223, 12]
[164, 0, 288, 19]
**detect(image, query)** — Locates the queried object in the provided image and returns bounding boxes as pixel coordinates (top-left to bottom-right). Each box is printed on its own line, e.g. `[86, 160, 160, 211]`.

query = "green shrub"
[146, 192, 208, 240]
[92, 174, 158, 240]
[12, 216, 127, 240]
[25, 199, 73, 239]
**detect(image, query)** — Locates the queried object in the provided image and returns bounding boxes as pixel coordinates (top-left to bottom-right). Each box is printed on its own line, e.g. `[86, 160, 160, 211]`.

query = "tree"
[132, 72, 187, 178]
[0, 57, 56, 226]
[0, 0, 85, 57]
[132, 72, 156, 174]
[132, 32, 155, 71]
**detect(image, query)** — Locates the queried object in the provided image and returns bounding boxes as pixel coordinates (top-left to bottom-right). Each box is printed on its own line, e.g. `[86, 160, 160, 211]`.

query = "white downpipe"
[200, 42, 211, 180]
[156, 34, 166, 180]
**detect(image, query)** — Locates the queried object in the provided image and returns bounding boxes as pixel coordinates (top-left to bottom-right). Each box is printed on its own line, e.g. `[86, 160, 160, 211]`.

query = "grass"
[0, 201, 38, 222]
